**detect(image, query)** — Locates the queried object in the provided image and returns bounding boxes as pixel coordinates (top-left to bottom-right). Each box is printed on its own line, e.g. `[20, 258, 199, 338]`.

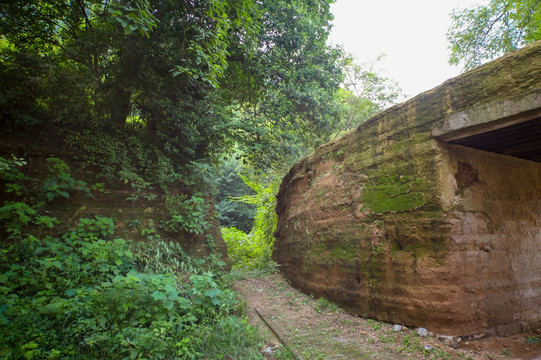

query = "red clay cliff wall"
[273, 41, 541, 337]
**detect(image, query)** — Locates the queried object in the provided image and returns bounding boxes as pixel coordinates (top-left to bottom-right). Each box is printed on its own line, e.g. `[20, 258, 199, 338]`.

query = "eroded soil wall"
[439, 144, 541, 336]
[273, 41, 541, 336]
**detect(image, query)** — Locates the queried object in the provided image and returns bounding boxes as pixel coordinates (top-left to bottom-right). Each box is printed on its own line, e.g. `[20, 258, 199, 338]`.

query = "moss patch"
[307, 240, 360, 263]
[361, 174, 424, 214]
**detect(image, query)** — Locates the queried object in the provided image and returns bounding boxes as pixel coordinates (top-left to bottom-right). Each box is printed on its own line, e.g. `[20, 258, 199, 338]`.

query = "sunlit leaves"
[222, 175, 279, 269]
[224, 0, 345, 171]
[333, 55, 404, 136]
[165, 0, 258, 88]
[108, 0, 159, 37]
[447, 0, 541, 70]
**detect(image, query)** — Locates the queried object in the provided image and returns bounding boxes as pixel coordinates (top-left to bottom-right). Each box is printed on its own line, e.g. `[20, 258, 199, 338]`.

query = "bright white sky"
[328, 0, 485, 99]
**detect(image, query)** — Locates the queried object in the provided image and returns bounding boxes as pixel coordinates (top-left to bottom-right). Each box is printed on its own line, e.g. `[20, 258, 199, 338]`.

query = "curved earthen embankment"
[273, 41, 541, 337]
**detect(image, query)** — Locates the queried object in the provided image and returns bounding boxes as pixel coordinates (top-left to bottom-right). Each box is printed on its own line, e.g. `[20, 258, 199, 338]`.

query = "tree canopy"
[0, 0, 344, 171]
[447, 0, 541, 70]
[333, 55, 402, 137]
[221, 0, 345, 170]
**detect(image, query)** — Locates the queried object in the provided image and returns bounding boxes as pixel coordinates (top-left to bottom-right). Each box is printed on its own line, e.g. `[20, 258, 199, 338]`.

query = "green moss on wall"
[329, 243, 359, 259]
[361, 174, 424, 214]
[307, 239, 360, 262]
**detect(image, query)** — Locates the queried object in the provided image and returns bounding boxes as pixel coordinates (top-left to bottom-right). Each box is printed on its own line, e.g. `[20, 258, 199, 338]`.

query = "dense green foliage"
[224, 0, 345, 170]
[221, 175, 279, 270]
[215, 157, 256, 233]
[0, 222, 264, 359]
[0, 0, 345, 171]
[0, 0, 403, 237]
[447, 0, 541, 70]
[0, 155, 264, 359]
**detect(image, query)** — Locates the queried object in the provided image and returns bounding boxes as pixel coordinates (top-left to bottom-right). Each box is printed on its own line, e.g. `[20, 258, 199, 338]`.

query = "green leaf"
[151, 291, 166, 301]
[58, 190, 70, 199]
[0, 271, 14, 284]
[65, 289, 77, 297]
[98, 317, 107, 329]
[163, 300, 174, 311]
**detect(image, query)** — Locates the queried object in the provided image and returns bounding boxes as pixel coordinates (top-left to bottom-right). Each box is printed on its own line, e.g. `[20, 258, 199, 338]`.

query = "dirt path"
[234, 272, 541, 360]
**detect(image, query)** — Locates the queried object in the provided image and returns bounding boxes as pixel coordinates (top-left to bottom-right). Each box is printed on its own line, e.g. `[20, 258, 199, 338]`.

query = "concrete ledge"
[433, 90, 541, 141]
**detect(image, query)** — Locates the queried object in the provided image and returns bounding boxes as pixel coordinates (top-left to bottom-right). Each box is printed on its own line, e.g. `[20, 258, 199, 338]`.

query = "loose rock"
[439, 335, 460, 348]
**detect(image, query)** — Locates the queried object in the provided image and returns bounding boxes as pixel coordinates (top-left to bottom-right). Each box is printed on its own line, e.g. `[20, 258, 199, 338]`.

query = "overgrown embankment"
[0, 154, 268, 359]
[0, 127, 228, 261]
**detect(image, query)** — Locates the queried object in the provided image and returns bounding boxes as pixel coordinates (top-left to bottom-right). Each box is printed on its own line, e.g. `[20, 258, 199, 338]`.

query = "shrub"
[165, 193, 210, 234]
[222, 176, 280, 270]
[0, 155, 265, 359]
[0, 217, 263, 359]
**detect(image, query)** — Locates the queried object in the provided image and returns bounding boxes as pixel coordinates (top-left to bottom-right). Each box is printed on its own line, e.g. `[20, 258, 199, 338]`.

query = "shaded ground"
[234, 271, 541, 360]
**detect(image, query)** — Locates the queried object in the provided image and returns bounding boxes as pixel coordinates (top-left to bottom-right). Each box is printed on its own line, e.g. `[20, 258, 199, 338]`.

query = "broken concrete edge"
[412, 327, 462, 348]
[345, 40, 541, 140]
[432, 89, 541, 140]
[441, 319, 538, 348]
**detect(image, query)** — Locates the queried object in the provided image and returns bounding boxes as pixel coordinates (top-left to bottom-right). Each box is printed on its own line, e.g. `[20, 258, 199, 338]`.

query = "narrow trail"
[234, 272, 541, 360]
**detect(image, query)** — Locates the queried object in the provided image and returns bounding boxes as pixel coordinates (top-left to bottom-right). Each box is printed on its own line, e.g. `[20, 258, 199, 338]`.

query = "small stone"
[439, 335, 460, 348]
[393, 324, 402, 332]
[417, 327, 428, 337]
[359, 330, 368, 335]
[262, 346, 273, 355]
